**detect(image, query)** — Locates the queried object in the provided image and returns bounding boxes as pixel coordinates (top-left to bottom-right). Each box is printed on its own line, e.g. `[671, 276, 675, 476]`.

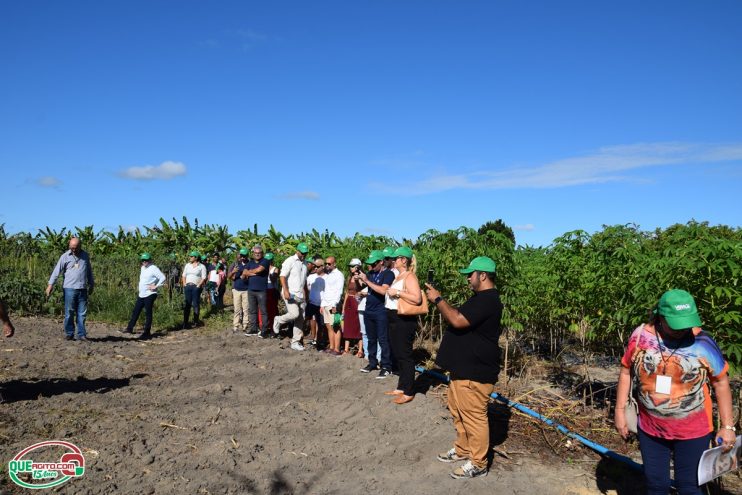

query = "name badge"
[655, 375, 672, 395]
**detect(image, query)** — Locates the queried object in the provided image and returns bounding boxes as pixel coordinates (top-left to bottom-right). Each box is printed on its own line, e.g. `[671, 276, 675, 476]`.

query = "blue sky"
[2, 1, 741, 247]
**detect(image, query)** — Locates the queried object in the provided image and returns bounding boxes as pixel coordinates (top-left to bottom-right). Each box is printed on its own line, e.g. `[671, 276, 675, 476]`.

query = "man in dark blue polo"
[357, 250, 395, 378]
[245, 244, 271, 338]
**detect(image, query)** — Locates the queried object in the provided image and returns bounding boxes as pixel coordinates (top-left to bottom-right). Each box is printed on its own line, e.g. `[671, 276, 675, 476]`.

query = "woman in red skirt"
[341, 259, 364, 355]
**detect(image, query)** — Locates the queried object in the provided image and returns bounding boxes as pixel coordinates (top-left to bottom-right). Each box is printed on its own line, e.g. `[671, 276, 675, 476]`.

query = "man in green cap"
[274, 242, 309, 351]
[382, 246, 397, 274]
[424, 256, 503, 479]
[357, 249, 395, 376]
[181, 250, 207, 329]
[228, 248, 251, 334]
[122, 253, 166, 340]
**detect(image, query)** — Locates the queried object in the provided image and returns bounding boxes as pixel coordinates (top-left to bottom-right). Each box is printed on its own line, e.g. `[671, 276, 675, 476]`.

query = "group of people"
[38, 237, 739, 486]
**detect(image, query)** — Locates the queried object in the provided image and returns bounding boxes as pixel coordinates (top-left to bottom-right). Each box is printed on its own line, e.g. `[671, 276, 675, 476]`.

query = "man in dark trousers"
[424, 256, 503, 479]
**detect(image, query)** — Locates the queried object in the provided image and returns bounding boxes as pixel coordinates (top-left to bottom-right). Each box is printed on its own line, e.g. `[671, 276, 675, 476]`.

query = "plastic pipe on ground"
[415, 366, 643, 473]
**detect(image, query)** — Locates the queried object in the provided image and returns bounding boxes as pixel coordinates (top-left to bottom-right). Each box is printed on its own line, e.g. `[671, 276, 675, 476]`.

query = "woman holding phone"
[384, 246, 422, 405]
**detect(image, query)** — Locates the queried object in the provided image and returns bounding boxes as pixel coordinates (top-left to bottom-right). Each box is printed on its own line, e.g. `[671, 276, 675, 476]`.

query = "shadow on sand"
[0, 374, 148, 403]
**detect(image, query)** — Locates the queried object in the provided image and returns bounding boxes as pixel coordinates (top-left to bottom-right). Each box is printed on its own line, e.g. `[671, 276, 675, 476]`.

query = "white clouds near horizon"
[371, 142, 742, 195]
[34, 176, 62, 188]
[277, 191, 320, 201]
[118, 161, 187, 180]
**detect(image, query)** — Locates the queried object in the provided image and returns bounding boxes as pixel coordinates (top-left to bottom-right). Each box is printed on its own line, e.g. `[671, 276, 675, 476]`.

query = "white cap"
[349, 258, 362, 266]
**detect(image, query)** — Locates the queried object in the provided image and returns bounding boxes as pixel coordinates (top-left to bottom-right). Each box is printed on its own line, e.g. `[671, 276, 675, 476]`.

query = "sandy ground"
[0, 316, 723, 494]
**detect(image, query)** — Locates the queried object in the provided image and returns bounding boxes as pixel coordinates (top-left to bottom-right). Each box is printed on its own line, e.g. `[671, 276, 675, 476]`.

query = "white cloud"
[371, 142, 742, 195]
[119, 161, 187, 180]
[35, 176, 62, 188]
[277, 191, 320, 201]
[363, 227, 392, 234]
[230, 28, 267, 43]
[514, 224, 535, 231]
[199, 39, 219, 48]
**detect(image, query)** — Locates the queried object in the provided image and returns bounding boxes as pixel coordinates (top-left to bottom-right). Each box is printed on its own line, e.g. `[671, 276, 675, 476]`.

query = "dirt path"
[2, 317, 637, 494]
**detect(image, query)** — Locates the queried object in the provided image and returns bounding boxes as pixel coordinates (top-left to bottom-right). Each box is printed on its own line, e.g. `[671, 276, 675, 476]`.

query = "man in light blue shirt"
[122, 252, 166, 340]
[45, 237, 95, 341]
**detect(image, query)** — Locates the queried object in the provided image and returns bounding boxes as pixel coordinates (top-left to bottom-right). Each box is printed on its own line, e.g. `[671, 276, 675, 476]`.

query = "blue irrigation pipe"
[415, 366, 644, 473]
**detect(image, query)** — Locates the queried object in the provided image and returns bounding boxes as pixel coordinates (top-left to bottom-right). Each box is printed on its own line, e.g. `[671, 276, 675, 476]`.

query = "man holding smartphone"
[424, 256, 503, 479]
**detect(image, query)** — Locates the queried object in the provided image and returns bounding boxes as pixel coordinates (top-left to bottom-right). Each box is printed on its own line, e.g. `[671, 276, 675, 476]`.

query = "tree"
[478, 219, 515, 246]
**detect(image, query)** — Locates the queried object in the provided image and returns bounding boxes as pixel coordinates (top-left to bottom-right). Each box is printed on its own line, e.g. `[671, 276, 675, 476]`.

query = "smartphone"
[427, 269, 435, 286]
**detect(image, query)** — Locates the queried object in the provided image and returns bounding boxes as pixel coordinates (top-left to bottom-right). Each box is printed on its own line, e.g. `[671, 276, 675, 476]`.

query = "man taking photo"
[424, 256, 503, 480]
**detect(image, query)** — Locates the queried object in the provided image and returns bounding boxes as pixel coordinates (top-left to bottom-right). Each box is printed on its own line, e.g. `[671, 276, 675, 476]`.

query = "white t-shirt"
[183, 262, 207, 285]
[321, 269, 344, 307]
[307, 273, 325, 305]
[385, 276, 405, 310]
[357, 287, 368, 312]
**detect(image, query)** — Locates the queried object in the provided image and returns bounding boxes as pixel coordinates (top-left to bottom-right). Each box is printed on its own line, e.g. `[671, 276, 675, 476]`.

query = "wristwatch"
[722, 425, 736, 432]
[434, 296, 443, 305]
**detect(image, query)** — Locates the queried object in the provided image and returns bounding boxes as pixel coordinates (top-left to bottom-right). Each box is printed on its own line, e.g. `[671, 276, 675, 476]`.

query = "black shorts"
[305, 303, 324, 325]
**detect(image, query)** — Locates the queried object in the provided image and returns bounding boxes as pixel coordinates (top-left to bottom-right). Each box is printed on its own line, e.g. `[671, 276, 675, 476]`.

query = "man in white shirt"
[274, 243, 309, 351]
[122, 252, 166, 340]
[320, 256, 345, 355]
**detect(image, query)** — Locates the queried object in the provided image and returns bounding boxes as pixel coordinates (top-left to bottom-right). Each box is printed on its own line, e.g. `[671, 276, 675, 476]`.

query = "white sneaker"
[450, 460, 488, 479]
[290, 342, 305, 352]
[273, 319, 281, 334]
[437, 448, 466, 463]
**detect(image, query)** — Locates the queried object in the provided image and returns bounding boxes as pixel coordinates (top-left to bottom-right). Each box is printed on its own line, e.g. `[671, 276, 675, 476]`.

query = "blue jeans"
[359, 311, 381, 361]
[183, 284, 202, 325]
[638, 428, 712, 495]
[364, 310, 391, 370]
[63, 288, 88, 338]
[247, 290, 268, 333]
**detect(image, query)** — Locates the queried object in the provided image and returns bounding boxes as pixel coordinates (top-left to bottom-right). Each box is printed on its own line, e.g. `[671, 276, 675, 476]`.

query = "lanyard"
[653, 323, 687, 375]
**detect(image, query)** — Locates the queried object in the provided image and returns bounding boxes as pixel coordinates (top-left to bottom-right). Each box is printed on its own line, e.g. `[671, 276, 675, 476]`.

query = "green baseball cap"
[365, 250, 384, 264]
[265, 253, 274, 261]
[200, 254, 207, 261]
[296, 242, 309, 254]
[459, 256, 497, 274]
[189, 250, 200, 257]
[393, 246, 413, 259]
[382, 246, 396, 258]
[239, 248, 249, 256]
[140, 252, 152, 261]
[656, 289, 702, 330]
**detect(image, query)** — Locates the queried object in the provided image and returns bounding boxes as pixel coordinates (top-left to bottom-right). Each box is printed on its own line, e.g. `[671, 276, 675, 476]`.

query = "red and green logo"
[8, 441, 85, 489]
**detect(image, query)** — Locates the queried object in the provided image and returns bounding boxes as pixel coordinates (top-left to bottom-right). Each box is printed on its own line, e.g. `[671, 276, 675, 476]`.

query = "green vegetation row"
[1, 219, 740, 373]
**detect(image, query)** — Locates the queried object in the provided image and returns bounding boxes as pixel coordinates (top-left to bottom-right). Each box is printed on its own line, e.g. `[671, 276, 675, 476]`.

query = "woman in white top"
[384, 246, 422, 405]
[181, 250, 207, 328]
